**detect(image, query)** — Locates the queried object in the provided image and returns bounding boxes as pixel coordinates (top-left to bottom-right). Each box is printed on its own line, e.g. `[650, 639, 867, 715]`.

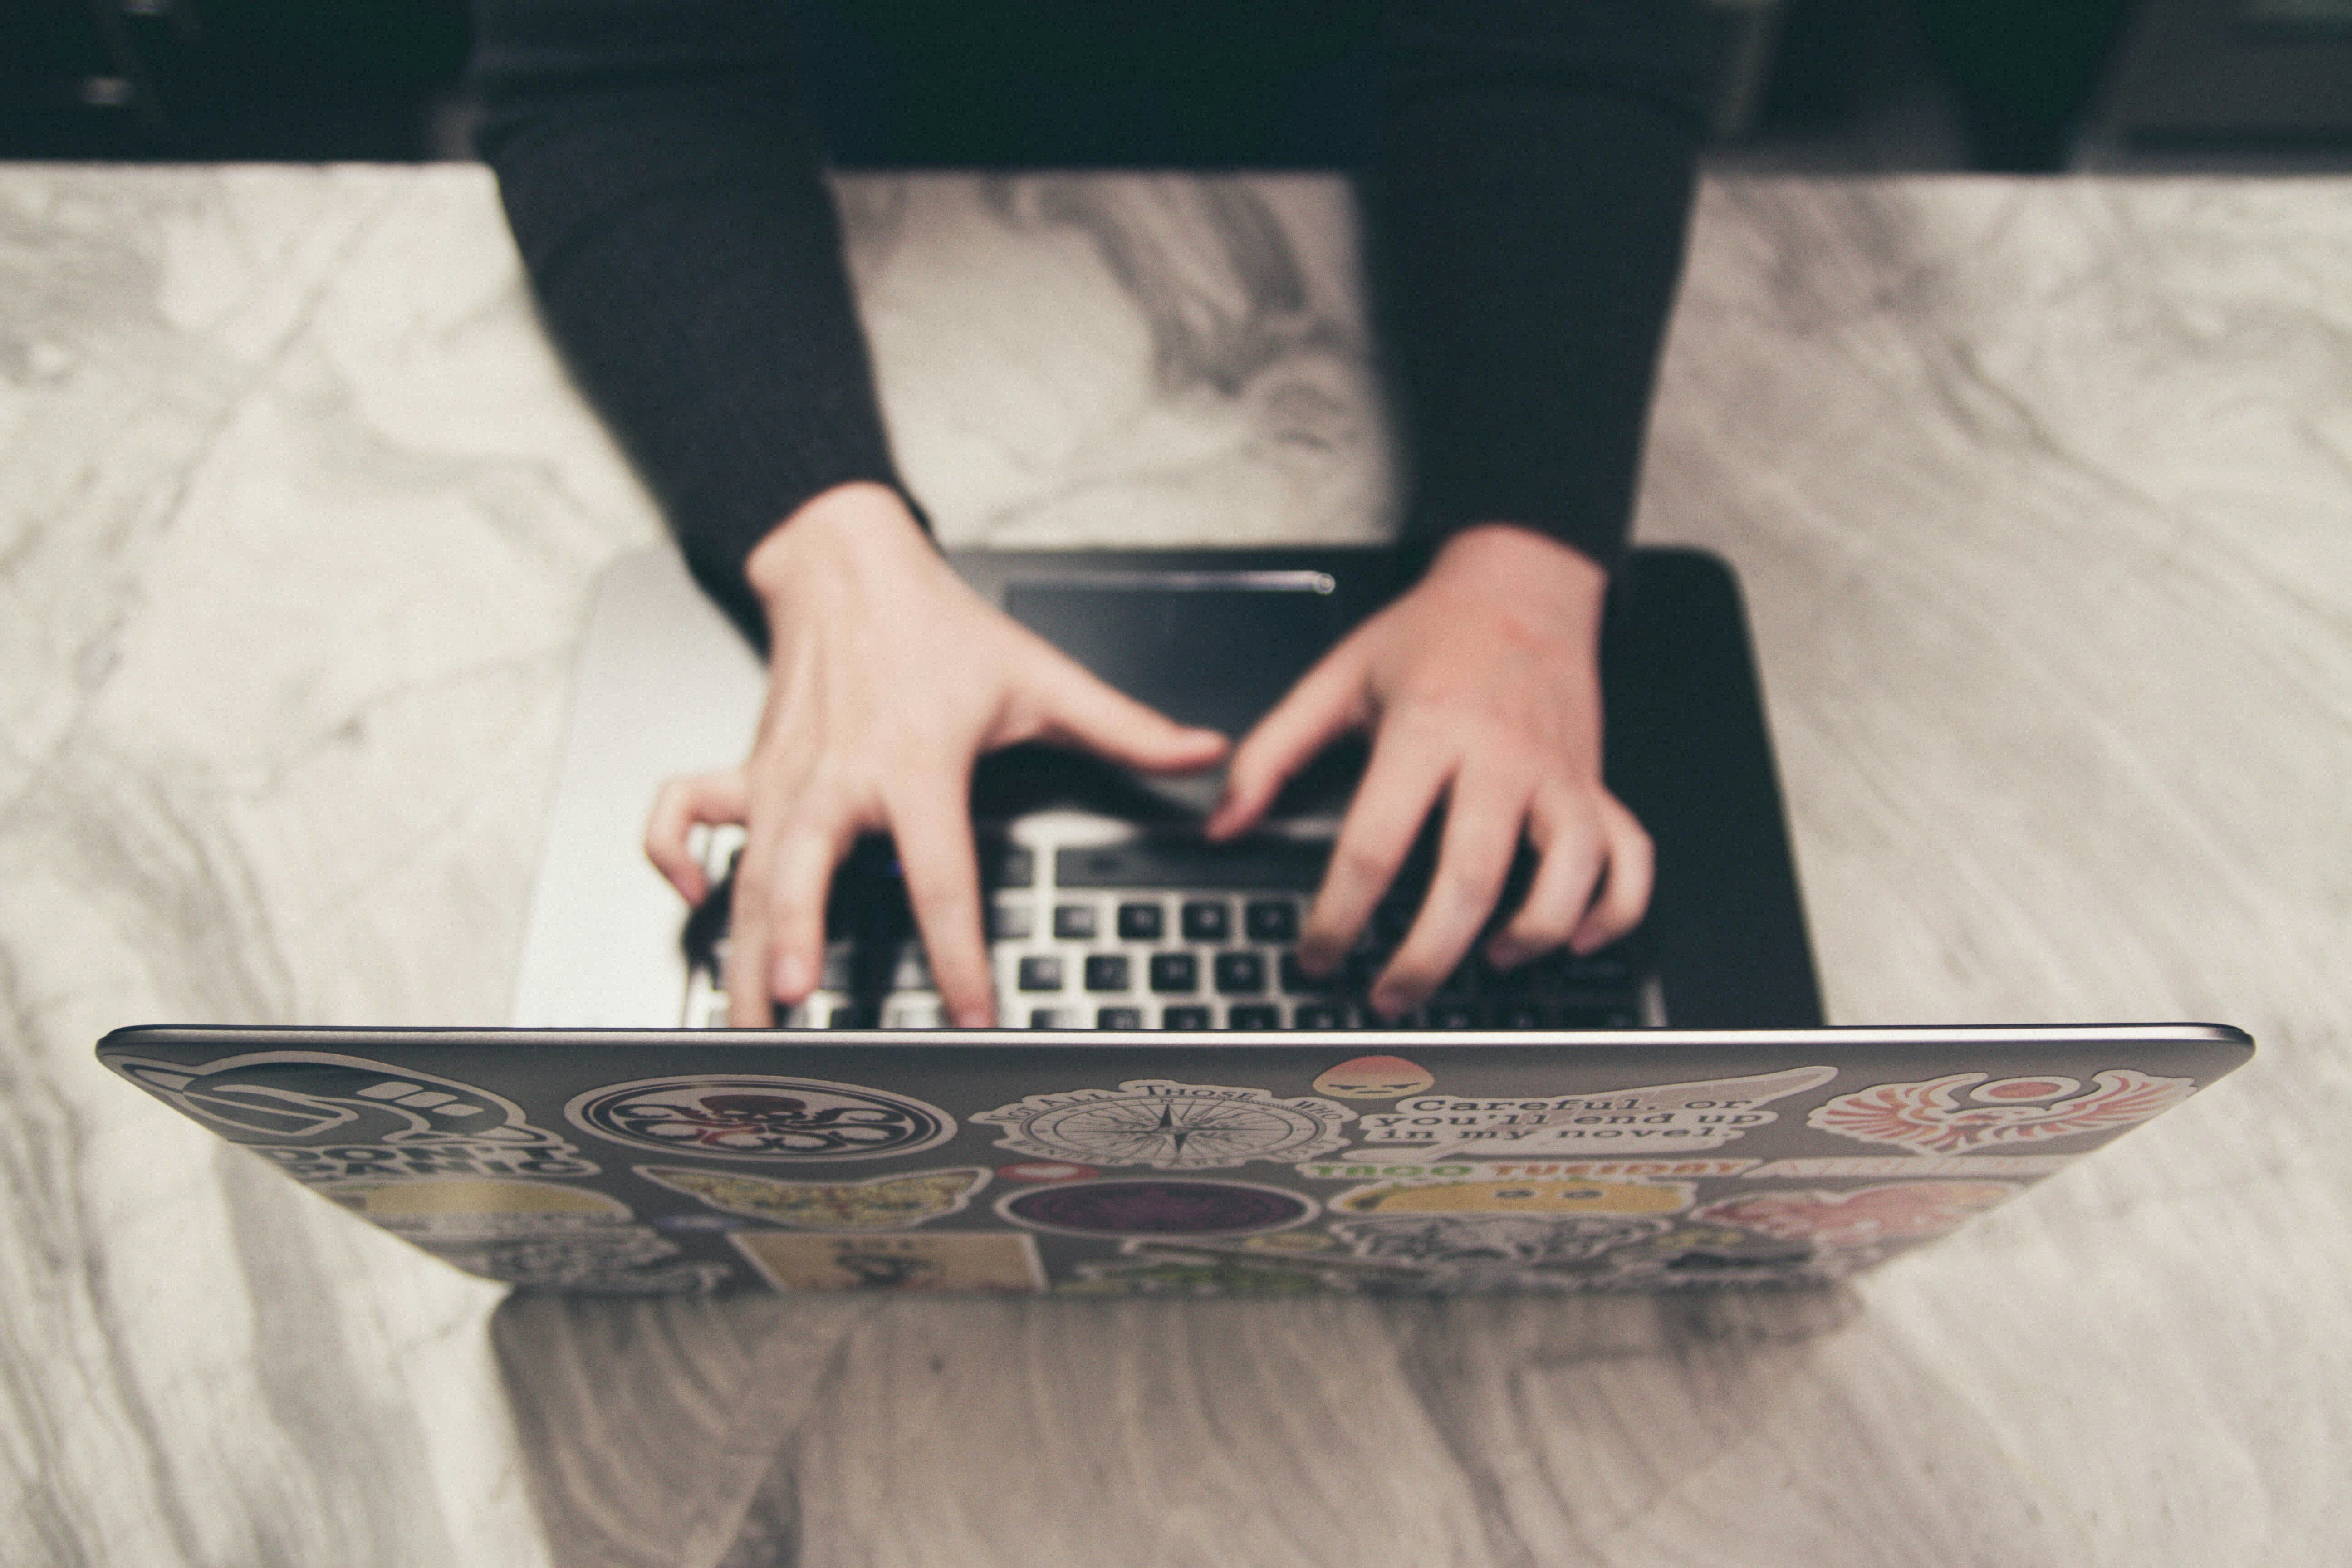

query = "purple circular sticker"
[997, 1179, 1314, 1237]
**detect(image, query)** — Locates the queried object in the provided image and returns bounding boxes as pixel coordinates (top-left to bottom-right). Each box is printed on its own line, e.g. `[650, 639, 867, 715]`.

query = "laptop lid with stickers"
[98, 1024, 2250, 1296]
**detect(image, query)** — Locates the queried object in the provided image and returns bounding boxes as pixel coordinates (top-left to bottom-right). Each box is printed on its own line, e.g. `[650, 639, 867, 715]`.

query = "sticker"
[974, 1080, 1352, 1170]
[1351, 1065, 1837, 1157]
[1742, 1155, 2074, 1180]
[1808, 1070, 2194, 1157]
[1059, 1244, 1372, 1297]
[1329, 1213, 1673, 1270]
[1329, 1176, 1694, 1217]
[637, 1166, 988, 1230]
[425, 1226, 731, 1294]
[997, 1161, 1099, 1182]
[1312, 1055, 1435, 1100]
[110, 1053, 598, 1181]
[1691, 1181, 2020, 1249]
[728, 1230, 1044, 1294]
[1298, 1156, 1755, 1182]
[650, 1212, 746, 1234]
[1597, 1224, 1869, 1288]
[1242, 1231, 1335, 1252]
[322, 1177, 630, 1241]
[997, 1178, 1315, 1237]
[567, 1075, 955, 1161]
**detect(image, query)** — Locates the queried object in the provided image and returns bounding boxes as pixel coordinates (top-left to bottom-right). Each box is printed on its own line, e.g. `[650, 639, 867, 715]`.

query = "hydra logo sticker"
[567, 1075, 955, 1161]
[1807, 1071, 2195, 1157]
[974, 1079, 1352, 1170]
[109, 1053, 597, 1181]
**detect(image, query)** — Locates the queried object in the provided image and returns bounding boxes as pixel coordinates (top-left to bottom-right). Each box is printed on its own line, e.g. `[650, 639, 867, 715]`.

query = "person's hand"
[1205, 524, 1651, 1017]
[645, 482, 1228, 1027]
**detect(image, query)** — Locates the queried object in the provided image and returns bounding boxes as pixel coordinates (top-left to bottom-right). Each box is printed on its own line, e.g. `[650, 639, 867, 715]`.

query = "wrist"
[745, 481, 932, 615]
[1424, 524, 1609, 645]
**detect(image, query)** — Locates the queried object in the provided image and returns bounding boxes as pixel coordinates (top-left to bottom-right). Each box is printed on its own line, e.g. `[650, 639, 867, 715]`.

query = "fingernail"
[772, 951, 808, 999]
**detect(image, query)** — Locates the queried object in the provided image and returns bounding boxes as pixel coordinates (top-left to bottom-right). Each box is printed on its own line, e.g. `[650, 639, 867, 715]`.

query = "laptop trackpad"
[1002, 577, 1353, 815]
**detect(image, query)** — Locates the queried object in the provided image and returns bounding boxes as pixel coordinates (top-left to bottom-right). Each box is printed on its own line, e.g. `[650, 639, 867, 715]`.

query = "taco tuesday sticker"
[1328, 1175, 1695, 1218]
[109, 1053, 598, 1181]
[567, 1075, 956, 1161]
[637, 1166, 989, 1230]
[974, 1079, 1352, 1170]
[1350, 1065, 1836, 1158]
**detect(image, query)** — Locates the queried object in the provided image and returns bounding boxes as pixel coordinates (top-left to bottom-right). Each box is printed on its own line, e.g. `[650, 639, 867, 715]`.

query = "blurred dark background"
[4, 0, 2348, 171]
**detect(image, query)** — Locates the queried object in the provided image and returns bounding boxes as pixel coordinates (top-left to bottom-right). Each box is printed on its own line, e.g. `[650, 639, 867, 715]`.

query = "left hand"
[1204, 524, 1653, 1017]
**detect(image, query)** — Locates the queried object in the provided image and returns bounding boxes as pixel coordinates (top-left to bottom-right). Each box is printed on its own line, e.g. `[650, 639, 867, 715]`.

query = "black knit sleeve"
[472, 0, 915, 642]
[1377, 0, 1708, 574]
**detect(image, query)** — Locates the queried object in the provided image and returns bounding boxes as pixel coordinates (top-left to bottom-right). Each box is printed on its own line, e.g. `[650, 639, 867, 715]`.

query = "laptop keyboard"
[681, 817, 1654, 1031]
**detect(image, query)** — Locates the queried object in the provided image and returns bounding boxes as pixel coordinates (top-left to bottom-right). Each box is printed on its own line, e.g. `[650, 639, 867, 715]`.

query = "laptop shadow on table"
[490, 1285, 1865, 1568]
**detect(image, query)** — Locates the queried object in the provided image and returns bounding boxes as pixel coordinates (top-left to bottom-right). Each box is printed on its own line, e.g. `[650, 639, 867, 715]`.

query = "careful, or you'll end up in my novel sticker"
[1351, 1065, 1836, 1158]
[975, 1080, 1352, 1170]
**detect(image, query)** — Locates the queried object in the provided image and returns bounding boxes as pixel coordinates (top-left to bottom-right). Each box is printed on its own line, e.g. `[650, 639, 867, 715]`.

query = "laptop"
[95, 544, 2254, 1295]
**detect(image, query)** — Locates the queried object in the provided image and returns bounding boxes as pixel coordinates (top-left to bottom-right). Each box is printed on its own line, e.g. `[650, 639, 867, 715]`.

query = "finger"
[1026, 647, 1229, 774]
[1296, 730, 1452, 974]
[727, 813, 848, 1028]
[885, 767, 996, 1029]
[1205, 642, 1367, 840]
[1485, 784, 1607, 971]
[1373, 769, 1529, 1017]
[645, 770, 749, 903]
[1569, 792, 1655, 955]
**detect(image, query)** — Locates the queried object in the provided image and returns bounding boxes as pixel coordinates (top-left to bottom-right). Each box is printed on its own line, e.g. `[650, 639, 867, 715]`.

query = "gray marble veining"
[3, 166, 2347, 1565]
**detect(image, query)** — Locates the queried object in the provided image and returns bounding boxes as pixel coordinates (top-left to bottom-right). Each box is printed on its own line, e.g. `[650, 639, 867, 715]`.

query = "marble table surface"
[4, 165, 2348, 1566]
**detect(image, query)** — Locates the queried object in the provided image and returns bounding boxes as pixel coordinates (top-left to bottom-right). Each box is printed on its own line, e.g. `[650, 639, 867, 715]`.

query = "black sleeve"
[472, 0, 915, 642]
[1377, 0, 1708, 573]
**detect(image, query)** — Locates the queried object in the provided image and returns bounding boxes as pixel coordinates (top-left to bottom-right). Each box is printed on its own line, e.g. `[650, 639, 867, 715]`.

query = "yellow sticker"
[1331, 1176, 1694, 1216]
[323, 1176, 630, 1240]
[639, 1166, 988, 1231]
[1313, 1055, 1436, 1100]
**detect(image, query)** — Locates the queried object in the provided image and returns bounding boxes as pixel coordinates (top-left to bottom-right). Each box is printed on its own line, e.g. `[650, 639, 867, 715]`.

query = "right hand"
[644, 482, 1228, 1028]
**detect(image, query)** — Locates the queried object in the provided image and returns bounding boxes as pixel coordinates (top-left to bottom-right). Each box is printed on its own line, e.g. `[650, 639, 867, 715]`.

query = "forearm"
[474, 0, 914, 644]
[1376, 0, 1708, 575]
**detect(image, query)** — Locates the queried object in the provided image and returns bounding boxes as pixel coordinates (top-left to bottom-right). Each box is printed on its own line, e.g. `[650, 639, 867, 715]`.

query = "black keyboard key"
[828, 1005, 872, 1029]
[982, 843, 1034, 889]
[1494, 1003, 1546, 1029]
[1345, 950, 1386, 993]
[1228, 1004, 1281, 1030]
[1029, 1007, 1081, 1028]
[1436, 964, 1476, 997]
[1555, 1004, 1639, 1028]
[1293, 1003, 1347, 1029]
[1213, 951, 1265, 994]
[1096, 1006, 1144, 1029]
[1116, 902, 1164, 941]
[1148, 951, 1197, 993]
[1280, 952, 1340, 994]
[1428, 1000, 1483, 1029]
[987, 904, 1032, 941]
[1244, 899, 1298, 941]
[1053, 903, 1097, 940]
[1181, 901, 1230, 941]
[1056, 836, 1328, 890]
[1017, 956, 1064, 992]
[1372, 901, 1415, 942]
[1161, 1004, 1212, 1030]
[1083, 954, 1130, 992]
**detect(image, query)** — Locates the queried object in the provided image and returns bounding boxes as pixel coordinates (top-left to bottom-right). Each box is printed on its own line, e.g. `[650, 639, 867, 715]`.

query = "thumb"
[1024, 646, 1229, 773]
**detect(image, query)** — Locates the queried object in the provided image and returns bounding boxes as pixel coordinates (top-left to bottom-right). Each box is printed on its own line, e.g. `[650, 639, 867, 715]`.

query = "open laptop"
[95, 544, 2253, 1295]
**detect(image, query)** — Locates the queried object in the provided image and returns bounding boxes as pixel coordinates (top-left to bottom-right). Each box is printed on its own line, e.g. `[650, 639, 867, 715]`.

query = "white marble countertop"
[3, 165, 2347, 1566]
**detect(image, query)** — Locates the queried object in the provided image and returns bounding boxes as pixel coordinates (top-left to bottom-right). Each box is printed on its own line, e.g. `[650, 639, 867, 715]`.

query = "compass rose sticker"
[974, 1079, 1353, 1171]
